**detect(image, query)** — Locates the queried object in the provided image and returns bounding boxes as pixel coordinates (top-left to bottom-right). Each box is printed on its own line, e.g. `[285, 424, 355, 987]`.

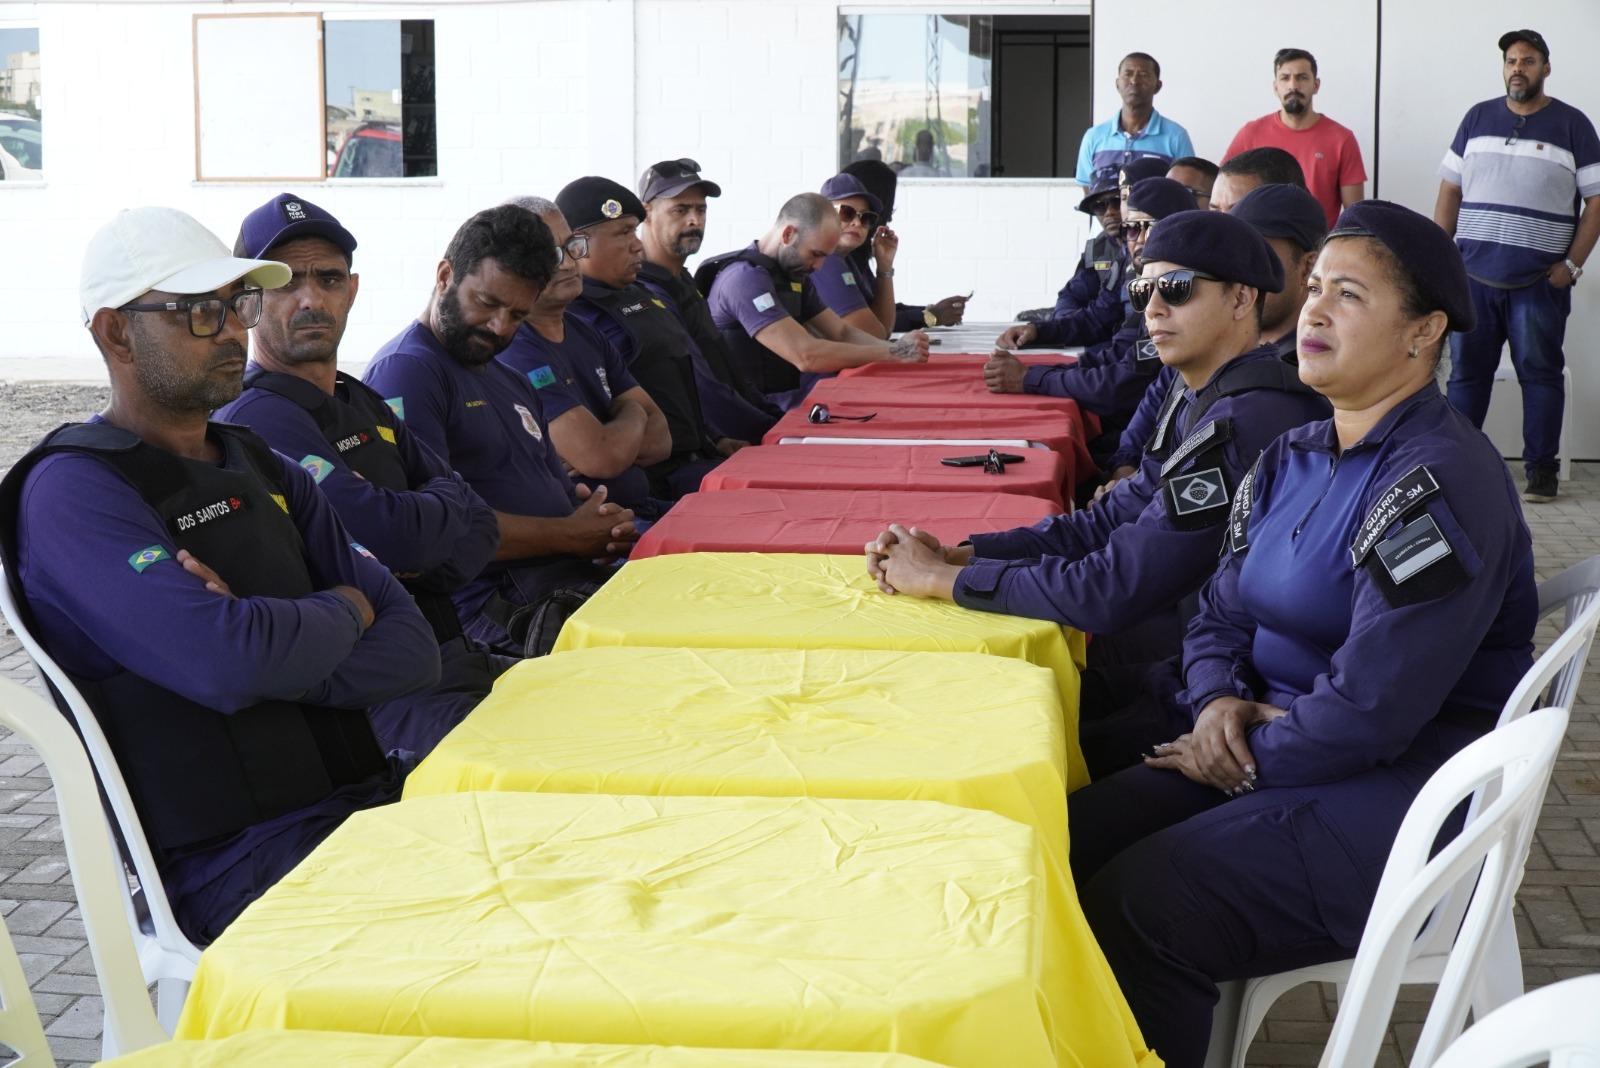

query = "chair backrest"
[1432, 973, 1600, 1068]
[0, 677, 167, 1055]
[1318, 707, 1568, 1068]
[0, 570, 200, 983]
[0, 909, 53, 1065]
[1409, 565, 1600, 964]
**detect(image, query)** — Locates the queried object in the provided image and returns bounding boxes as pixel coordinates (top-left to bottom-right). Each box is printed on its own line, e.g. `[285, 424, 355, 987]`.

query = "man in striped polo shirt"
[1435, 28, 1600, 503]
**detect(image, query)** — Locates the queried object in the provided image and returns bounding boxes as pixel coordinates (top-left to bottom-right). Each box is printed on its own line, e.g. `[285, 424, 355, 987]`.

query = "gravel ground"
[0, 382, 111, 474]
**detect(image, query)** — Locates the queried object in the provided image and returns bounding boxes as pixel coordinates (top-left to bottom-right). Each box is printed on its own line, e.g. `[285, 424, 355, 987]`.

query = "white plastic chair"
[1319, 707, 1569, 1068]
[1223, 555, 1600, 1068]
[0, 910, 53, 1065]
[1432, 973, 1600, 1068]
[0, 570, 200, 1034]
[0, 676, 170, 1059]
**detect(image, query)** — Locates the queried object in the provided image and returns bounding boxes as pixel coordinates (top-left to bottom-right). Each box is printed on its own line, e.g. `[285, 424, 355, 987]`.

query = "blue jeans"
[1447, 276, 1571, 477]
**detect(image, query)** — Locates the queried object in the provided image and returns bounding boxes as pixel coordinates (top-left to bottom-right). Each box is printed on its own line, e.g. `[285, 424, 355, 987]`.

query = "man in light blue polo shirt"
[1436, 27, 1600, 504]
[1074, 53, 1195, 185]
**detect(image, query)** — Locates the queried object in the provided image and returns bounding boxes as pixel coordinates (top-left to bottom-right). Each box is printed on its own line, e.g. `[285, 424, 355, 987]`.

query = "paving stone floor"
[2, 465, 1598, 1066]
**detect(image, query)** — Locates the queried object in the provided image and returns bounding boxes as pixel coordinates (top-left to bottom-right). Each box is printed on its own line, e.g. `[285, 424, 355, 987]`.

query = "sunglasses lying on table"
[807, 403, 877, 424]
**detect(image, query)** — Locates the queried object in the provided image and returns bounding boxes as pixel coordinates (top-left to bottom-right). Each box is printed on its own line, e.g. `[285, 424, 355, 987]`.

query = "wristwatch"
[1565, 258, 1584, 282]
[923, 307, 939, 327]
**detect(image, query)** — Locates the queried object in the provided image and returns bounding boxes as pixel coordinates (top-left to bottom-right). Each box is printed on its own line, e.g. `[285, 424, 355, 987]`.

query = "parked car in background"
[331, 122, 402, 178]
[0, 111, 42, 180]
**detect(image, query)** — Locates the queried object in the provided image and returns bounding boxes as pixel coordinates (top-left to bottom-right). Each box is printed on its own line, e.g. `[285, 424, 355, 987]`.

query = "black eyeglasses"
[836, 203, 880, 229]
[650, 157, 702, 179]
[1127, 269, 1222, 312]
[1122, 219, 1155, 238]
[1506, 114, 1528, 147]
[807, 403, 876, 424]
[120, 288, 263, 338]
[554, 233, 590, 266]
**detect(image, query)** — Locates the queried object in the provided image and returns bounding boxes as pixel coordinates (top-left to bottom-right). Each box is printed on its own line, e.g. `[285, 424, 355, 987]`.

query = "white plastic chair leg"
[155, 978, 189, 1035]
[1469, 913, 1524, 1019]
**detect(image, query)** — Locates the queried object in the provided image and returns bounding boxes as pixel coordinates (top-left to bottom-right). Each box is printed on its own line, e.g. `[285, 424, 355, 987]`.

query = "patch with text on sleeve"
[1375, 513, 1453, 583]
[1350, 464, 1439, 567]
[1365, 507, 1471, 607]
[1225, 460, 1259, 555]
[1160, 419, 1232, 478]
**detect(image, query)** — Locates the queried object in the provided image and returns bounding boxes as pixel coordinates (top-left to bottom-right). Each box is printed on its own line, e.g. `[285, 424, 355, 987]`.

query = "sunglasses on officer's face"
[836, 204, 880, 229]
[1127, 269, 1223, 312]
[1121, 220, 1155, 238]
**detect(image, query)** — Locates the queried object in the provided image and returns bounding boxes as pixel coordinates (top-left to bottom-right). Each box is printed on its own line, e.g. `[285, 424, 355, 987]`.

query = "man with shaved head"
[697, 192, 930, 410]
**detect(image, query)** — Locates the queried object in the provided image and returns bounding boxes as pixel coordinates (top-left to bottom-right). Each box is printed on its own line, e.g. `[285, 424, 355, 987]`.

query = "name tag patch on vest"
[1159, 419, 1231, 477]
[1350, 465, 1440, 566]
[1137, 338, 1160, 361]
[513, 403, 543, 441]
[1168, 467, 1230, 515]
[332, 430, 372, 454]
[1375, 513, 1453, 584]
[300, 454, 335, 483]
[384, 397, 405, 421]
[753, 293, 776, 312]
[620, 302, 645, 315]
[128, 544, 170, 573]
[527, 365, 558, 389]
[170, 494, 247, 534]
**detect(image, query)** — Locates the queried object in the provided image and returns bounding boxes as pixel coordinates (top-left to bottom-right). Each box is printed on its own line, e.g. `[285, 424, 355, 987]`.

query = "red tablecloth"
[764, 403, 1091, 485]
[807, 369, 1086, 414]
[633, 488, 1058, 558]
[838, 351, 1073, 377]
[699, 443, 1068, 509]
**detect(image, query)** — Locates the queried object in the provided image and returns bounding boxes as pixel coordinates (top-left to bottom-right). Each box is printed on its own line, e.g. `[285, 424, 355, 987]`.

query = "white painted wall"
[2, 0, 1597, 457]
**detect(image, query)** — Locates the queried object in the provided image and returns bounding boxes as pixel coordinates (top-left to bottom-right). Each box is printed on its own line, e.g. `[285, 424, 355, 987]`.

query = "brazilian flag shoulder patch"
[527, 365, 558, 389]
[128, 545, 170, 573]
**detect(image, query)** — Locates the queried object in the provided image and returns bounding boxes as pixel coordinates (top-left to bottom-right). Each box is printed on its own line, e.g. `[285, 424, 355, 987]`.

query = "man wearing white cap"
[0, 207, 439, 944]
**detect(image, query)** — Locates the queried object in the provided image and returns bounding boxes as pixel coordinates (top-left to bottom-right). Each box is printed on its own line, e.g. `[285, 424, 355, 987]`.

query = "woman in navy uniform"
[1068, 200, 1538, 1067]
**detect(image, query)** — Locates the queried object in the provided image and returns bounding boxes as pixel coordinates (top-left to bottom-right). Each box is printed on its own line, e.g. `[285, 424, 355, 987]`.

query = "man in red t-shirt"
[1223, 48, 1367, 227]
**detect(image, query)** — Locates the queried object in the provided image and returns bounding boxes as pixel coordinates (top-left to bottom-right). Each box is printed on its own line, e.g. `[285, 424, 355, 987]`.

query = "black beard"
[1282, 94, 1307, 115]
[672, 230, 704, 257]
[775, 243, 813, 279]
[437, 286, 509, 367]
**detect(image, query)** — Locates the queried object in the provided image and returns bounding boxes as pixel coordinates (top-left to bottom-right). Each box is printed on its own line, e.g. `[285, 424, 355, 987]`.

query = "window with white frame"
[0, 27, 42, 182]
[192, 13, 435, 182]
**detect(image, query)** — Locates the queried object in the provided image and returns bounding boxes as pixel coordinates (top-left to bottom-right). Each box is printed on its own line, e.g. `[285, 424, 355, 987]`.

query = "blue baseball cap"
[819, 173, 884, 217]
[234, 193, 357, 261]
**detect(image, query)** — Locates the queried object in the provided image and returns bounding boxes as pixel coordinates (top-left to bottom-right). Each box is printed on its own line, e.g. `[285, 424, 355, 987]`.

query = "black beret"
[1327, 200, 1475, 332]
[1118, 156, 1170, 187]
[555, 176, 646, 231]
[1231, 183, 1327, 253]
[1143, 210, 1285, 294]
[1127, 177, 1197, 220]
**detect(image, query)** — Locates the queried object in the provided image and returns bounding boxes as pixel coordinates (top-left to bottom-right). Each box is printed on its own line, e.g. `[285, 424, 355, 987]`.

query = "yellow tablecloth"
[175, 793, 1055, 1068]
[404, 647, 1154, 1068]
[553, 552, 1089, 790]
[105, 1033, 945, 1066]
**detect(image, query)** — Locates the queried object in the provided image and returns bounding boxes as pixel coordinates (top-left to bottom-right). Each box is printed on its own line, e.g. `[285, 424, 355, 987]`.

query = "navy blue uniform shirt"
[364, 321, 599, 644]
[215, 369, 499, 591]
[1021, 308, 1165, 420]
[497, 319, 654, 511]
[953, 344, 1330, 634]
[1185, 382, 1537, 786]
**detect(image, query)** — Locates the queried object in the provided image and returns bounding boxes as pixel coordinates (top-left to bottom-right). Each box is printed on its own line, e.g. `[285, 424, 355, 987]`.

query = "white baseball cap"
[79, 207, 291, 324]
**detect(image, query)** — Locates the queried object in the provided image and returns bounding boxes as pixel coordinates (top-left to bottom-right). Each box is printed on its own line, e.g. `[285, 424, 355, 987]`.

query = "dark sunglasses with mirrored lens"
[836, 204, 881, 229]
[1127, 269, 1223, 312]
[1122, 220, 1155, 238]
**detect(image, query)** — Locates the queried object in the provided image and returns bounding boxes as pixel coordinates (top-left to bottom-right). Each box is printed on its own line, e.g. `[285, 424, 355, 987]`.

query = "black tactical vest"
[636, 261, 777, 417]
[0, 422, 388, 860]
[1147, 350, 1321, 462]
[695, 247, 808, 396]
[576, 281, 715, 459]
[240, 366, 463, 643]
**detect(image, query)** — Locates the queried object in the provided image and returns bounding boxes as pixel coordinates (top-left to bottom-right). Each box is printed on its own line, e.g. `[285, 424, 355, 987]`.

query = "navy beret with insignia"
[556, 176, 646, 232]
[1143, 208, 1286, 294]
[1328, 199, 1475, 332]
